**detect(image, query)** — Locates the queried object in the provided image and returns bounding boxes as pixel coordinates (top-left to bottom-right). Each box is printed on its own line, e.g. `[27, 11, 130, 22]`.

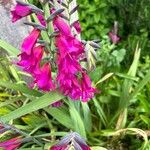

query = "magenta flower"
[57, 54, 81, 74]
[37, 14, 46, 27]
[109, 32, 120, 44]
[18, 45, 43, 74]
[57, 51, 82, 100]
[81, 72, 97, 102]
[72, 20, 81, 33]
[34, 63, 55, 91]
[54, 15, 96, 101]
[57, 73, 81, 99]
[54, 16, 84, 57]
[0, 137, 21, 150]
[54, 17, 71, 36]
[50, 145, 68, 150]
[11, 3, 32, 22]
[56, 35, 84, 58]
[21, 28, 41, 55]
[51, 100, 63, 107]
[50, 132, 91, 150]
[11, 3, 97, 102]
[54, 17, 83, 56]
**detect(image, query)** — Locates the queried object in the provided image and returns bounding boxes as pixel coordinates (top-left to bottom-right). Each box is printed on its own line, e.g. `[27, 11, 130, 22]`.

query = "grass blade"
[45, 107, 73, 129]
[0, 39, 19, 56]
[81, 102, 92, 132]
[0, 81, 42, 97]
[69, 101, 86, 139]
[0, 91, 64, 123]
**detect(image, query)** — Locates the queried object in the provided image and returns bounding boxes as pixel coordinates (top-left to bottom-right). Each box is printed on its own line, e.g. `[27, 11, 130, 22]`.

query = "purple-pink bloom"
[34, 63, 55, 91]
[56, 34, 84, 58]
[54, 15, 96, 101]
[109, 32, 120, 44]
[54, 17, 71, 36]
[51, 100, 63, 107]
[17, 45, 43, 74]
[50, 132, 91, 150]
[72, 20, 81, 33]
[37, 14, 46, 27]
[57, 54, 81, 74]
[11, 3, 32, 22]
[54, 16, 84, 57]
[0, 137, 21, 150]
[50, 145, 68, 150]
[21, 28, 41, 55]
[81, 72, 97, 102]
[57, 73, 81, 100]
[56, 49, 82, 100]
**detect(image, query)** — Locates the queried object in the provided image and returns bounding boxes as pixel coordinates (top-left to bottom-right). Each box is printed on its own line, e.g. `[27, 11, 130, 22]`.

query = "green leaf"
[95, 73, 114, 86]
[112, 49, 126, 63]
[0, 39, 19, 56]
[81, 102, 92, 132]
[45, 107, 73, 129]
[0, 96, 25, 108]
[140, 115, 150, 126]
[128, 45, 141, 77]
[116, 73, 138, 81]
[130, 69, 150, 99]
[22, 114, 46, 127]
[93, 98, 108, 127]
[91, 146, 107, 150]
[117, 46, 141, 119]
[0, 91, 64, 123]
[0, 81, 42, 97]
[69, 101, 86, 139]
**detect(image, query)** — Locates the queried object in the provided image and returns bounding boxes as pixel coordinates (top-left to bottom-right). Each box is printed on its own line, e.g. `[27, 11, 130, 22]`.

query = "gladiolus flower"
[51, 100, 63, 107]
[54, 15, 96, 101]
[54, 17, 71, 36]
[54, 16, 84, 57]
[81, 72, 97, 102]
[57, 52, 82, 100]
[109, 21, 120, 44]
[57, 54, 81, 74]
[17, 45, 43, 74]
[0, 137, 21, 150]
[37, 14, 46, 27]
[109, 32, 120, 44]
[11, 3, 32, 22]
[21, 28, 41, 55]
[50, 145, 68, 150]
[56, 35, 84, 58]
[50, 132, 91, 150]
[34, 63, 55, 91]
[57, 73, 81, 99]
[72, 20, 81, 33]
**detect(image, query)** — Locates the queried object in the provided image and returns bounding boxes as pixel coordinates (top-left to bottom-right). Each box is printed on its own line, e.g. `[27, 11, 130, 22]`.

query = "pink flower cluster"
[12, 2, 55, 92]
[50, 132, 91, 150]
[109, 32, 120, 44]
[108, 22, 120, 44]
[0, 137, 21, 150]
[17, 28, 55, 92]
[54, 17, 96, 102]
[11, 2, 97, 102]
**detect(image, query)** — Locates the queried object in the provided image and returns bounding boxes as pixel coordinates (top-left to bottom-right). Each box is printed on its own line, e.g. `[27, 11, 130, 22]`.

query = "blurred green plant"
[78, 0, 150, 61]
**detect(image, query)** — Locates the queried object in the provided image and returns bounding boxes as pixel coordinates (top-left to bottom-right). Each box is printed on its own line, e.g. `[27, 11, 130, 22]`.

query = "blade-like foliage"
[0, 91, 64, 123]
